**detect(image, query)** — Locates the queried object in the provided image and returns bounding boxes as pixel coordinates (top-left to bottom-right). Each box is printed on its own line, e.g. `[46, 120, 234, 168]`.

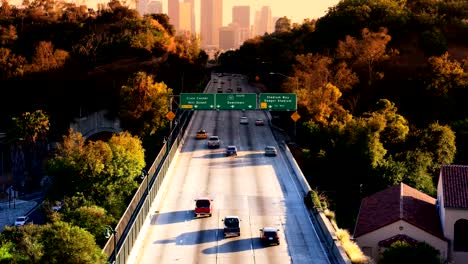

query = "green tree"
[119, 71, 172, 137]
[379, 241, 442, 264]
[419, 122, 456, 173]
[40, 221, 107, 264]
[47, 130, 145, 217]
[64, 205, 115, 246]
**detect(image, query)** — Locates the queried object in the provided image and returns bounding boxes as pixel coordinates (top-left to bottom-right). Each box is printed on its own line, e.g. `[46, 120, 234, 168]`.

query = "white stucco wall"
[443, 208, 468, 264]
[437, 174, 446, 231]
[355, 220, 448, 262]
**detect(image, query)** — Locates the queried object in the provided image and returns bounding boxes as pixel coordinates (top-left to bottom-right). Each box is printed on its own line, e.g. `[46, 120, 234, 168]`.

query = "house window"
[454, 219, 468, 252]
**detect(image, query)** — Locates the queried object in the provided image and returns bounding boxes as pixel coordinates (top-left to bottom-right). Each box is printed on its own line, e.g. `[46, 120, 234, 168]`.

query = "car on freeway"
[213, 79, 218, 83]
[255, 119, 265, 126]
[194, 197, 213, 217]
[196, 129, 208, 139]
[226, 146, 238, 157]
[15, 216, 29, 227]
[236, 86, 242, 92]
[264, 146, 277, 157]
[207, 136, 221, 148]
[259, 227, 280, 245]
[223, 216, 240, 237]
[227, 88, 233, 93]
[240, 116, 248, 124]
[217, 87, 223, 93]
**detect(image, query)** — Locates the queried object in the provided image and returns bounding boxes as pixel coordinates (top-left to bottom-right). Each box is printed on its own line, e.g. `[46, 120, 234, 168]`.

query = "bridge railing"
[102, 110, 192, 263]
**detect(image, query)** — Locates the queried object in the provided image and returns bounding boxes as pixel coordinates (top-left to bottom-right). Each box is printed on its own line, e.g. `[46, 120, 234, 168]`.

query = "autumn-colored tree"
[0, 47, 27, 79]
[119, 71, 172, 137]
[426, 52, 467, 96]
[336, 27, 397, 87]
[29, 41, 69, 72]
[297, 83, 351, 126]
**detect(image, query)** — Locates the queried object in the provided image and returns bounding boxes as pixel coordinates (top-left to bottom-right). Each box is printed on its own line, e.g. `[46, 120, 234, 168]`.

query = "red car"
[194, 197, 213, 217]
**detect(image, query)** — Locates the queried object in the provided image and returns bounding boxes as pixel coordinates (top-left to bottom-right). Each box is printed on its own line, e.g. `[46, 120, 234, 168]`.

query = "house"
[353, 183, 449, 262]
[437, 165, 468, 263]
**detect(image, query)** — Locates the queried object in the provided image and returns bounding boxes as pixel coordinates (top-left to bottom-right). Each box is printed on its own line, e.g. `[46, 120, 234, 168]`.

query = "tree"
[10, 110, 50, 190]
[64, 205, 115, 246]
[380, 241, 442, 264]
[47, 130, 145, 217]
[275, 16, 291, 33]
[29, 41, 69, 72]
[419, 122, 456, 173]
[40, 221, 107, 264]
[336, 27, 396, 87]
[426, 52, 467, 96]
[119, 71, 172, 137]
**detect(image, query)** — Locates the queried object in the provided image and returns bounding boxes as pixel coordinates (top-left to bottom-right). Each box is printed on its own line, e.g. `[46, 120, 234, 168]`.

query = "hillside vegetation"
[218, 0, 468, 229]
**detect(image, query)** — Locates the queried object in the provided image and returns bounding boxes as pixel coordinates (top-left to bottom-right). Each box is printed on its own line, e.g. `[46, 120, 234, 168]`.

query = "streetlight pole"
[269, 72, 298, 91]
[104, 225, 118, 264]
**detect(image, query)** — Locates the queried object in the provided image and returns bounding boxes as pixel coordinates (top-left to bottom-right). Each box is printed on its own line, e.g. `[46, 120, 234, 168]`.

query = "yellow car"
[196, 129, 208, 139]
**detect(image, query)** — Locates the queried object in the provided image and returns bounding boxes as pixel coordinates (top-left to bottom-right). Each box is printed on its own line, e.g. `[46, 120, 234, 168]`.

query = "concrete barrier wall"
[282, 142, 352, 264]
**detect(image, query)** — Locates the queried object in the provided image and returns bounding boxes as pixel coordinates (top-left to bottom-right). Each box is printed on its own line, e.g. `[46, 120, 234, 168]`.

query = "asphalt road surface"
[129, 75, 330, 264]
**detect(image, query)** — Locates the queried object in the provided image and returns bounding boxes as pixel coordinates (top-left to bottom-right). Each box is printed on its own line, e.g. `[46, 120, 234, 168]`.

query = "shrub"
[336, 229, 370, 264]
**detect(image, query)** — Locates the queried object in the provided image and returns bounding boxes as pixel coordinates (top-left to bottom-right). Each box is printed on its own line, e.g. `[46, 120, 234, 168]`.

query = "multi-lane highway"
[128, 74, 330, 264]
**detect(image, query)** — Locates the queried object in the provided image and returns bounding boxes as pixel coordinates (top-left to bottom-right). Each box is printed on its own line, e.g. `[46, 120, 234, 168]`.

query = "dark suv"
[259, 227, 280, 245]
[223, 216, 240, 237]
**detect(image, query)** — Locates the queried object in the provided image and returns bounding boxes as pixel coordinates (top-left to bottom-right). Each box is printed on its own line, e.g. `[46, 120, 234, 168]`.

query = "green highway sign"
[259, 93, 297, 111]
[215, 94, 257, 110]
[180, 93, 215, 110]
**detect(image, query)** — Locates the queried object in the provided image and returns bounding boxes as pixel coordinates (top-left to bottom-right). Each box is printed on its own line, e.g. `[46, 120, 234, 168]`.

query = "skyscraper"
[200, 0, 222, 48]
[232, 6, 250, 44]
[179, 1, 192, 33]
[168, 0, 179, 31]
[254, 6, 272, 36]
[185, 0, 196, 34]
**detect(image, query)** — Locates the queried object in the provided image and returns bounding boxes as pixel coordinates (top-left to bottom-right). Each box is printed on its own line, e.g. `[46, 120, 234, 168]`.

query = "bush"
[379, 241, 442, 264]
[336, 229, 370, 264]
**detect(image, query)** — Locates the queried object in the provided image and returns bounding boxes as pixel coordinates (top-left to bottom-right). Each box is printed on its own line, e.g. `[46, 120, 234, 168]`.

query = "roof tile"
[354, 183, 444, 240]
[441, 165, 468, 208]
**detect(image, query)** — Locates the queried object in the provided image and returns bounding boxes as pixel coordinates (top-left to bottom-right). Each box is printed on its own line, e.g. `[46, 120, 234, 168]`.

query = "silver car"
[207, 136, 221, 148]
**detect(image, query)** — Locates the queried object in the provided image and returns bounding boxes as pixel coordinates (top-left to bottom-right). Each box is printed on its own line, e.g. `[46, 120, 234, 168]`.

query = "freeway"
[128, 75, 330, 264]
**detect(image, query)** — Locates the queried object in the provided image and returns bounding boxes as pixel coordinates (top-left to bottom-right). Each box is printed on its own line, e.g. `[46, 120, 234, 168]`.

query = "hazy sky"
[7, 0, 340, 26]
[162, 0, 340, 26]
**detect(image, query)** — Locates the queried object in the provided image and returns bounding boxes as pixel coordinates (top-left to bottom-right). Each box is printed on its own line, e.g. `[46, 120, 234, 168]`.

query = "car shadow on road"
[153, 228, 221, 245]
[202, 238, 265, 254]
[195, 152, 226, 159]
[150, 210, 193, 225]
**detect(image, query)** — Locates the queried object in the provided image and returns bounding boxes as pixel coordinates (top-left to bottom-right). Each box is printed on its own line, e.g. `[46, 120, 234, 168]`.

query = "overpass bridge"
[69, 109, 122, 139]
[101, 74, 350, 264]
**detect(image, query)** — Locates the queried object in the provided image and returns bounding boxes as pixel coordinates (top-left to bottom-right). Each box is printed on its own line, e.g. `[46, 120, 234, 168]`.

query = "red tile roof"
[441, 165, 468, 209]
[354, 183, 445, 240]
